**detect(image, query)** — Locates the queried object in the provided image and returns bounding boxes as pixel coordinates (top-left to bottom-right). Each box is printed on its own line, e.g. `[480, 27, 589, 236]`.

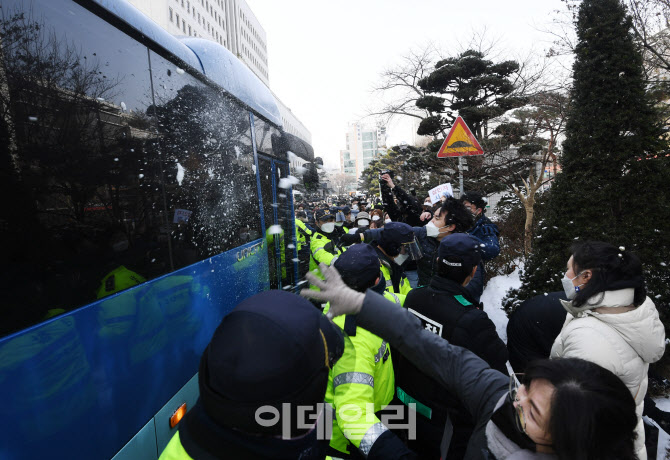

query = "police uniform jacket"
[309, 229, 344, 278]
[323, 288, 413, 459]
[374, 246, 412, 297]
[366, 226, 437, 288]
[394, 276, 508, 458]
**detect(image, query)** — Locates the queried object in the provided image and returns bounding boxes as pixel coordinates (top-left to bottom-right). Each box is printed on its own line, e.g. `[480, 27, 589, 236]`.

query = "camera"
[378, 169, 394, 180]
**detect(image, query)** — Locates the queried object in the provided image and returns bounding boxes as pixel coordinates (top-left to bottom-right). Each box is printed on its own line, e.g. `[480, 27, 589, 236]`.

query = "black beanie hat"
[198, 291, 343, 437]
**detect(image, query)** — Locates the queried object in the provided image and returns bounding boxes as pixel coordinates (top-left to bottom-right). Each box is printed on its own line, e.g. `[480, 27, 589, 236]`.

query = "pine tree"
[506, 0, 670, 315]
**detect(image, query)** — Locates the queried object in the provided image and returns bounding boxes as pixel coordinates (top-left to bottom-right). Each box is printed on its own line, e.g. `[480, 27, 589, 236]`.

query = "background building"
[126, 0, 312, 145]
[128, 0, 269, 86]
[339, 122, 387, 179]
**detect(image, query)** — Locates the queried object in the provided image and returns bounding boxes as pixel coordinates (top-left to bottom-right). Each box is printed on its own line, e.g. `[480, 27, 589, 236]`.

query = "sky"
[246, 0, 570, 169]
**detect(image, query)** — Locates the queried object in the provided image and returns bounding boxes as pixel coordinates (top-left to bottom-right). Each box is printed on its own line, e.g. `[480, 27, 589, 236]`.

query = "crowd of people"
[158, 175, 668, 460]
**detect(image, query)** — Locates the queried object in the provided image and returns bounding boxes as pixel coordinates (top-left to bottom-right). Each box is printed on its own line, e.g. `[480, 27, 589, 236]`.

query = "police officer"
[324, 245, 414, 459]
[310, 209, 344, 286]
[395, 233, 508, 459]
[344, 198, 473, 288]
[159, 291, 344, 460]
[295, 211, 314, 277]
[460, 191, 500, 303]
[371, 222, 418, 297]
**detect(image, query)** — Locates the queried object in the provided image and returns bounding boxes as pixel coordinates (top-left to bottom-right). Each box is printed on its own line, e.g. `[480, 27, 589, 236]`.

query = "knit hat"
[198, 291, 344, 436]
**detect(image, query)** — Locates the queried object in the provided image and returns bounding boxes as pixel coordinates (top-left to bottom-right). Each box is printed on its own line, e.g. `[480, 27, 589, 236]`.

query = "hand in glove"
[339, 233, 362, 246]
[301, 264, 365, 320]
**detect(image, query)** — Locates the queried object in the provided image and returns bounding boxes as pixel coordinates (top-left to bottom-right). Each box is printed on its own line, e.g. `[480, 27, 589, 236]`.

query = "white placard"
[173, 208, 193, 223]
[428, 183, 453, 204]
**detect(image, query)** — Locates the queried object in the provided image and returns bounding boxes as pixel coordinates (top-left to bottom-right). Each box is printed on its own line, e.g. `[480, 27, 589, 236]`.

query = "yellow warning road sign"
[437, 116, 483, 158]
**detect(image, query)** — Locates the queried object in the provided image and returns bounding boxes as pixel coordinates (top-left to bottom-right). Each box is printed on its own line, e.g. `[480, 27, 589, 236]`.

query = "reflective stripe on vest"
[374, 341, 388, 363]
[359, 422, 389, 456]
[388, 292, 401, 305]
[333, 372, 374, 389]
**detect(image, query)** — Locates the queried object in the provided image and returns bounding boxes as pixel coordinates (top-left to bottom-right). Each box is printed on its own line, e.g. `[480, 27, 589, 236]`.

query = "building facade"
[340, 122, 387, 179]
[126, 0, 312, 145]
[127, 0, 269, 86]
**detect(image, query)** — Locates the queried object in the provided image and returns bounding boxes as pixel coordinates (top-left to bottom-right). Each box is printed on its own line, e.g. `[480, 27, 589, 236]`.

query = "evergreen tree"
[416, 50, 526, 139]
[506, 0, 670, 317]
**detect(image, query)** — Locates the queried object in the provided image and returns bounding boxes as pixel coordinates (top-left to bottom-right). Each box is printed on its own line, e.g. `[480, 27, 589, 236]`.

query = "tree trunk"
[523, 202, 535, 256]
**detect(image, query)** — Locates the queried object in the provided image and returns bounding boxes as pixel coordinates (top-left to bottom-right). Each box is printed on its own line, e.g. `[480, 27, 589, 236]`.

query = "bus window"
[149, 50, 262, 263]
[0, 0, 164, 336]
[254, 117, 298, 289]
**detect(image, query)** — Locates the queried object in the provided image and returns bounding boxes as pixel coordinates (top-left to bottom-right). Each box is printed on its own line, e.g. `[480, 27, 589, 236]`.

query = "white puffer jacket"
[551, 289, 666, 460]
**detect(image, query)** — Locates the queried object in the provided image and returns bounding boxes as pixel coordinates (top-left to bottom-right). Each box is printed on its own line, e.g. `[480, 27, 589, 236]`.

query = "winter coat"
[464, 214, 500, 303]
[323, 292, 413, 459]
[468, 214, 500, 261]
[374, 246, 412, 297]
[355, 290, 557, 459]
[550, 290, 666, 460]
[395, 276, 508, 458]
[383, 185, 424, 227]
[159, 402, 330, 460]
[411, 225, 440, 287]
[366, 226, 438, 288]
[506, 292, 567, 373]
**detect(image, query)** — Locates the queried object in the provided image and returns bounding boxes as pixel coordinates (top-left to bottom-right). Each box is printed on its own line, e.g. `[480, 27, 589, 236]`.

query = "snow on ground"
[480, 266, 522, 344]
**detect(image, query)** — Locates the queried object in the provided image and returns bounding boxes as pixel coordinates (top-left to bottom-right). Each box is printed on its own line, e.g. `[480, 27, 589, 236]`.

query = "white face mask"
[561, 272, 584, 299]
[425, 221, 449, 238]
[385, 218, 392, 224]
[394, 253, 409, 266]
[358, 219, 369, 227]
[321, 222, 335, 233]
[372, 215, 380, 221]
[424, 201, 432, 207]
[352, 205, 359, 211]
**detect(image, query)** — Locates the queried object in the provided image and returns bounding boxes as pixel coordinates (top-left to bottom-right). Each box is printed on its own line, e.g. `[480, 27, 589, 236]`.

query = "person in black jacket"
[379, 174, 425, 227]
[506, 292, 568, 373]
[302, 267, 639, 460]
[396, 233, 508, 459]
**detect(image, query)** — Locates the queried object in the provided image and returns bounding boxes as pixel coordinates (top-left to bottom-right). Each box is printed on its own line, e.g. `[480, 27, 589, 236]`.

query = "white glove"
[301, 264, 365, 320]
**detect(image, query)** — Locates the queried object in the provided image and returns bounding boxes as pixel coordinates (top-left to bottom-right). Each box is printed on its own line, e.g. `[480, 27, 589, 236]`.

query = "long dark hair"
[523, 358, 637, 460]
[570, 241, 646, 308]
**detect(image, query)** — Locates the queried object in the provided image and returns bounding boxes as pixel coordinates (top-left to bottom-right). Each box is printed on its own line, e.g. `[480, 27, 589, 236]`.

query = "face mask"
[358, 219, 369, 227]
[561, 272, 584, 299]
[385, 218, 392, 224]
[425, 221, 450, 238]
[490, 394, 538, 452]
[335, 222, 343, 227]
[321, 222, 335, 233]
[372, 215, 380, 221]
[394, 253, 409, 266]
[424, 201, 432, 207]
[352, 205, 359, 211]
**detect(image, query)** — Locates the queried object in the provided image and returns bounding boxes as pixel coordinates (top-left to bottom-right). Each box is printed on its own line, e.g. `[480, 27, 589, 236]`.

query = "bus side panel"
[0, 238, 269, 460]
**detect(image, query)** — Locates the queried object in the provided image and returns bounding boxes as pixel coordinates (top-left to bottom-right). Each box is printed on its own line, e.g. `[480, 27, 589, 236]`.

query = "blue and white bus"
[0, 1, 314, 458]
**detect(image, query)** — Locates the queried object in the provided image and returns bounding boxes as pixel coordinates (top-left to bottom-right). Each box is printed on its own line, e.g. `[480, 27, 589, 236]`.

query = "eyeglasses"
[509, 373, 526, 434]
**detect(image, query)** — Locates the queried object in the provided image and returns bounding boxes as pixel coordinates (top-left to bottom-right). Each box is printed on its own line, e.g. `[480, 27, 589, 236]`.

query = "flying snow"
[176, 162, 185, 185]
[278, 176, 300, 189]
[267, 225, 282, 235]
